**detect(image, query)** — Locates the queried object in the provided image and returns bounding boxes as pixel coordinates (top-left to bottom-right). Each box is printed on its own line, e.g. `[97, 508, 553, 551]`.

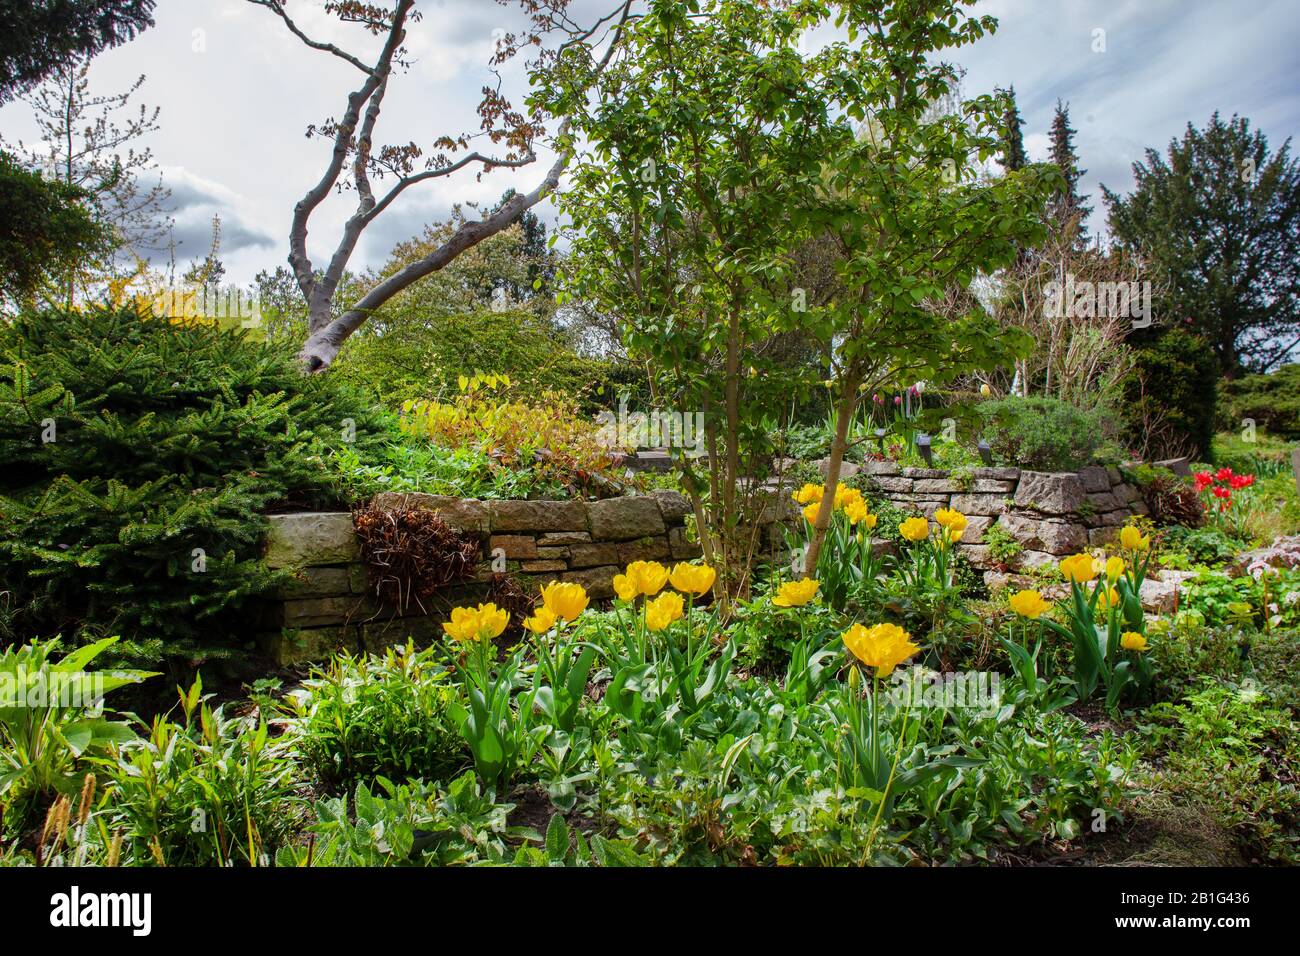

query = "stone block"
[860, 460, 901, 477]
[568, 541, 621, 568]
[490, 499, 588, 533]
[1077, 465, 1111, 493]
[902, 467, 948, 479]
[649, 489, 692, 523]
[1088, 527, 1119, 547]
[870, 476, 914, 493]
[259, 625, 356, 667]
[912, 478, 960, 494]
[669, 526, 703, 559]
[996, 513, 1087, 554]
[536, 547, 569, 559]
[277, 566, 353, 599]
[538, 531, 592, 545]
[972, 467, 1020, 481]
[971, 479, 1016, 494]
[370, 492, 489, 535]
[265, 512, 359, 568]
[521, 559, 568, 573]
[561, 565, 619, 600]
[955, 514, 994, 545]
[488, 534, 538, 559]
[617, 536, 671, 563]
[1013, 471, 1086, 514]
[1086, 491, 1122, 511]
[280, 594, 378, 628]
[949, 493, 1008, 516]
[588, 497, 666, 540]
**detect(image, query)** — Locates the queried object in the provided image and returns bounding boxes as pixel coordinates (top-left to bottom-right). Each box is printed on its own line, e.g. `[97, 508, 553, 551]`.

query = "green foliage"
[1121, 327, 1219, 459]
[103, 678, 297, 866]
[284, 644, 466, 791]
[0, 152, 111, 305]
[977, 395, 1109, 470]
[1218, 364, 1300, 440]
[0, 1, 154, 101]
[0, 636, 153, 830]
[0, 305, 390, 666]
[1104, 113, 1300, 374]
[1141, 683, 1300, 863]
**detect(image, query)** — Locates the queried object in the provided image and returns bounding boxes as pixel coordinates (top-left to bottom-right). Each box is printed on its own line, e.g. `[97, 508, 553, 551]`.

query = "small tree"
[1103, 113, 1300, 375]
[556, 0, 1059, 588]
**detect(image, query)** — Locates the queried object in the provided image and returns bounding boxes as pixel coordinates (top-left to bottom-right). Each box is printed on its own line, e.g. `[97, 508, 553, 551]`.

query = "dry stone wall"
[854, 461, 1146, 570]
[257, 490, 721, 666]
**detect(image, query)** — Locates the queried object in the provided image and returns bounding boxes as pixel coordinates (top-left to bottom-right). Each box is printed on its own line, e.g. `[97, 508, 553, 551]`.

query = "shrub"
[1218, 363, 1300, 440]
[352, 507, 479, 610]
[976, 396, 1108, 471]
[0, 306, 390, 667]
[103, 679, 298, 866]
[1121, 327, 1218, 459]
[284, 643, 466, 791]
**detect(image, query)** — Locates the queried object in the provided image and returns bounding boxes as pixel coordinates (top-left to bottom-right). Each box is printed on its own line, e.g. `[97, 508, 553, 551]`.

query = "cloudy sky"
[1, 0, 1296, 286]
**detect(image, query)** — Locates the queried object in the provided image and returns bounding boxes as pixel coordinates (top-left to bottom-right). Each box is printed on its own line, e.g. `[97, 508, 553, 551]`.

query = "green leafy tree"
[1103, 113, 1300, 374]
[0, 151, 109, 305]
[554, 0, 1058, 586]
[0, 0, 154, 102]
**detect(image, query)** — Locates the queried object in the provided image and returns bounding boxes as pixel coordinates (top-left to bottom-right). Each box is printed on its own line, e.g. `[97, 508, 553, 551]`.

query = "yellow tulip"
[1059, 553, 1098, 584]
[861, 512, 878, 530]
[773, 578, 820, 607]
[833, 484, 864, 510]
[1120, 525, 1151, 552]
[792, 483, 824, 505]
[1008, 589, 1050, 619]
[523, 605, 558, 634]
[540, 581, 589, 622]
[841, 622, 920, 678]
[442, 603, 510, 643]
[900, 516, 930, 542]
[802, 502, 821, 525]
[1096, 587, 1120, 610]
[1105, 556, 1125, 583]
[669, 562, 716, 596]
[844, 498, 871, 525]
[616, 560, 669, 598]
[644, 591, 685, 632]
[1120, 631, 1149, 652]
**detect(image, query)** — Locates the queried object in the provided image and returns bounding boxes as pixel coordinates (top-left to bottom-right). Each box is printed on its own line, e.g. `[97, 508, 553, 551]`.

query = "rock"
[870, 476, 914, 493]
[567, 541, 620, 568]
[955, 514, 994, 545]
[521, 559, 568, 573]
[860, 460, 901, 477]
[901, 467, 948, 479]
[1155, 456, 1192, 478]
[997, 514, 1087, 554]
[1086, 491, 1122, 511]
[538, 531, 592, 546]
[360, 616, 447, 653]
[280, 594, 378, 628]
[617, 536, 671, 563]
[913, 478, 961, 494]
[649, 489, 692, 522]
[1013, 471, 1086, 514]
[277, 566, 353, 599]
[669, 526, 703, 559]
[1233, 536, 1300, 576]
[258, 625, 357, 667]
[1115, 483, 1142, 504]
[1018, 550, 1059, 570]
[1139, 577, 1179, 613]
[971, 479, 1016, 494]
[972, 467, 1020, 481]
[561, 565, 619, 600]
[815, 457, 861, 479]
[264, 512, 359, 568]
[1088, 527, 1119, 547]
[536, 547, 569, 559]
[1077, 465, 1111, 493]
[949, 493, 1008, 516]
[488, 534, 538, 559]
[587, 496, 667, 541]
[370, 493, 490, 535]
[958, 544, 993, 568]
[1106, 465, 1123, 484]
[490, 499, 588, 533]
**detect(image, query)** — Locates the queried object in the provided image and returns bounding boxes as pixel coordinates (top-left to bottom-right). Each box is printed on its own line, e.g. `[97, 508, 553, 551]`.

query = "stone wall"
[849, 461, 1147, 571]
[257, 490, 722, 666]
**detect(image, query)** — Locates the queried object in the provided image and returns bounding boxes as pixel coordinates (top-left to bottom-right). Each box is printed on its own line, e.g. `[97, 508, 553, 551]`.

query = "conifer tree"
[1049, 100, 1092, 239]
[999, 86, 1028, 173]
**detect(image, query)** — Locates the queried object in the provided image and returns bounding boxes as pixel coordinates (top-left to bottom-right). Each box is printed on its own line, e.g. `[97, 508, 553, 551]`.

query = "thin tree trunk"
[804, 369, 861, 575]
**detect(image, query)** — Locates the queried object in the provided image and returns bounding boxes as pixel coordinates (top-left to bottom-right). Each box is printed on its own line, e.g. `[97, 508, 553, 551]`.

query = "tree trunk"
[803, 370, 860, 576]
